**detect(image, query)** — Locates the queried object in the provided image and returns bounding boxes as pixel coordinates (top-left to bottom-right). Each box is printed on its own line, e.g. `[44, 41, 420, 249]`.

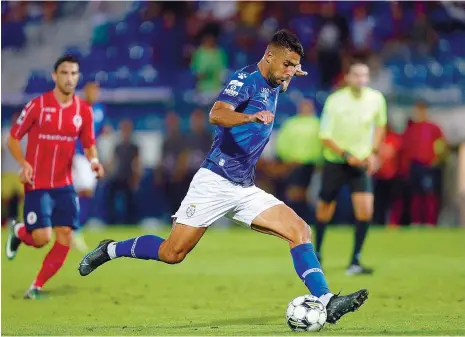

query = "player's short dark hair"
[54, 55, 80, 72]
[270, 29, 304, 58]
[346, 56, 368, 73]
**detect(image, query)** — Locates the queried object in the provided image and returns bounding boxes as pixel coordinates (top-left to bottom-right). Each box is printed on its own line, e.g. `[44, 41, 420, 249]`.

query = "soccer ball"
[286, 295, 327, 332]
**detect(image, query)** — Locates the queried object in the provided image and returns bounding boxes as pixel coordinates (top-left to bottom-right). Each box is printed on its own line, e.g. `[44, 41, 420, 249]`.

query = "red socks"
[33, 241, 70, 289]
[410, 194, 439, 226]
[16, 223, 39, 247]
[425, 193, 439, 226]
[389, 198, 403, 226]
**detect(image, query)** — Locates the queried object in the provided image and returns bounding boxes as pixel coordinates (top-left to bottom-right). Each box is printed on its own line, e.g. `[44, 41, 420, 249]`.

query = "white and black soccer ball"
[286, 295, 327, 332]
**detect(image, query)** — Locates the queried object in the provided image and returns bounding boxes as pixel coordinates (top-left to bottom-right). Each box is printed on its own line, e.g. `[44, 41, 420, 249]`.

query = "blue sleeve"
[216, 72, 254, 109]
[92, 103, 105, 137]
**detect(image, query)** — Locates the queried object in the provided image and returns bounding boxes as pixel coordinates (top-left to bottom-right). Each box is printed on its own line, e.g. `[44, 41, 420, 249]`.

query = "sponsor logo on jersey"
[260, 87, 270, 103]
[43, 107, 56, 113]
[38, 134, 77, 142]
[223, 80, 244, 97]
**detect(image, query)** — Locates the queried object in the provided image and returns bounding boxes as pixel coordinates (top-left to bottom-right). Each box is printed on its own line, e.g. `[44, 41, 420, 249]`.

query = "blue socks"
[108, 235, 165, 261]
[291, 243, 330, 297]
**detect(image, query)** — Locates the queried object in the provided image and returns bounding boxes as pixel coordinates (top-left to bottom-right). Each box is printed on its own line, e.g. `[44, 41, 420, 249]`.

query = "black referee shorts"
[319, 160, 372, 203]
[286, 164, 315, 188]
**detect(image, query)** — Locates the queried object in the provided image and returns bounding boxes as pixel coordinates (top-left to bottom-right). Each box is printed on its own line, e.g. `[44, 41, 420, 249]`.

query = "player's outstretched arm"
[209, 101, 254, 127]
[210, 101, 274, 127]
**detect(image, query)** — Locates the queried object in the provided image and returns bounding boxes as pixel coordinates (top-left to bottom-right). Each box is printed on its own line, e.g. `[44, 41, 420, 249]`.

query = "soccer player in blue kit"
[79, 30, 368, 324]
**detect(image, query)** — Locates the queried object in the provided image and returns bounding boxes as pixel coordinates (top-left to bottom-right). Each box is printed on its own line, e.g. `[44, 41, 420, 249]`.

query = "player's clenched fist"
[365, 154, 380, 175]
[346, 154, 366, 168]
[251, 111, 274, 125]
[19, 161, 34, 185]
[91, 161, 105, 179]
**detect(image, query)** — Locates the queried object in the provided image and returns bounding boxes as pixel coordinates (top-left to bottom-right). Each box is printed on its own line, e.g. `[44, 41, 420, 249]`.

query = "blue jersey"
[202, 64, 281, 187]
[76, 102, 105, 154]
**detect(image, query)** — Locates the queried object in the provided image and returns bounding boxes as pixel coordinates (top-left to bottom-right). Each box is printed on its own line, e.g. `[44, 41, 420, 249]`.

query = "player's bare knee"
[316, 202, 333, 223]
[355, 211, 372, 222]
[289, 218, 311, 245]
[32, 231, 52, 247]
[55, 226, 73, 246]
[286, 187, 307, 202]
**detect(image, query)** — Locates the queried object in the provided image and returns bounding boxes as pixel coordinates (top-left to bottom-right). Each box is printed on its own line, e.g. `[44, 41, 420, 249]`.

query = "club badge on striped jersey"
[73, 115, 82, 129]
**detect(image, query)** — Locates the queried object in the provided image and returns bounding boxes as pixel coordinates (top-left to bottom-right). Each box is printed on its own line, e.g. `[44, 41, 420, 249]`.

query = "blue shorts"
[24, 185, 79, 232]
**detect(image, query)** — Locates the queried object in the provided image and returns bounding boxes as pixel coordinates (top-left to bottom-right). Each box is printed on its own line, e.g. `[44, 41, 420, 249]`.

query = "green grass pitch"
[2, 226, 465, 336]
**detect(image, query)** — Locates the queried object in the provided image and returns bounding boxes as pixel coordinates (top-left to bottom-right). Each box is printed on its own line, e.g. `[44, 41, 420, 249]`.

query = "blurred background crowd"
[2, 1, 465, 228]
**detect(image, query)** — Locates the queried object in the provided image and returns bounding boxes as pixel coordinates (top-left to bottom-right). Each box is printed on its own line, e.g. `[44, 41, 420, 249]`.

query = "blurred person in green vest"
[191, 33, 228, 94]
[276, 99, 323, 226]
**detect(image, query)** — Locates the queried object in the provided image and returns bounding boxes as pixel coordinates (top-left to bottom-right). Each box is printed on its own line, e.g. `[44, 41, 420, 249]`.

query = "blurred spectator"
[87, 1, 110, 46]
[315, 2, 349, 88]
[197, 1, 237, 21]
[1, 113, 25, 226]
[373, 124, 403, 225]
[155, 111, 187, 216]
[185, 109, 212, 181]
[410, 7, 438, 58]
[191, 32, 227, 94]
[275, 99, 323, 224]
[107, 120, 141, 224]
[351, 6, 374, 53]
[404, 102, 448, 226]
[238, 2, 264, 28]
[368, 55, 394, 97]
[141, 2, 162, 21]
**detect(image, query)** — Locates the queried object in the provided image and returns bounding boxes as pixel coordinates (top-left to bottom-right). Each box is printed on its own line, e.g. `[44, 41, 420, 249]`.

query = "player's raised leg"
[5, 190, 55, 260]
[251, 203, 368, 324]
[79, 222, 207, 275]
[79, 167, 230, 275]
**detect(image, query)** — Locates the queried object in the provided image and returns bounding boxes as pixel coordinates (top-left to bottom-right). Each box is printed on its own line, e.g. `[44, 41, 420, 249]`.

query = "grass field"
[2, 226, 465, 336]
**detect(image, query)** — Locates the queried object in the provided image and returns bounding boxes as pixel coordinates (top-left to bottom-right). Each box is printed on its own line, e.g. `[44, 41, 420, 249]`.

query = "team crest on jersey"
[186, 205, 196, 218]
[73, 115, 82, 129]
[27, 212, 37, 225]
[238, 72, 248, 79]
[223, 80, 244, 97]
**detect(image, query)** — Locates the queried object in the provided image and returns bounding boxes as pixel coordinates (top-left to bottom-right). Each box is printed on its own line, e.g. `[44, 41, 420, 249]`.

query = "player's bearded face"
[267, 48, 300, 87]
[53, 62, 80, 95]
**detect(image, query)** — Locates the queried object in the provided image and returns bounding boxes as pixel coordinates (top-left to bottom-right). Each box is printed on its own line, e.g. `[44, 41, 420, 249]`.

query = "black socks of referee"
[314, 219, 370, 266]
[351, 220, 370, 266]
[314, 220, 327, 263]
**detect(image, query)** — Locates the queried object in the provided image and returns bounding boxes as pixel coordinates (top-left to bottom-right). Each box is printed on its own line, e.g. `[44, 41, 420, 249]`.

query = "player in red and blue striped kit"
[5, 55, 105, 299]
